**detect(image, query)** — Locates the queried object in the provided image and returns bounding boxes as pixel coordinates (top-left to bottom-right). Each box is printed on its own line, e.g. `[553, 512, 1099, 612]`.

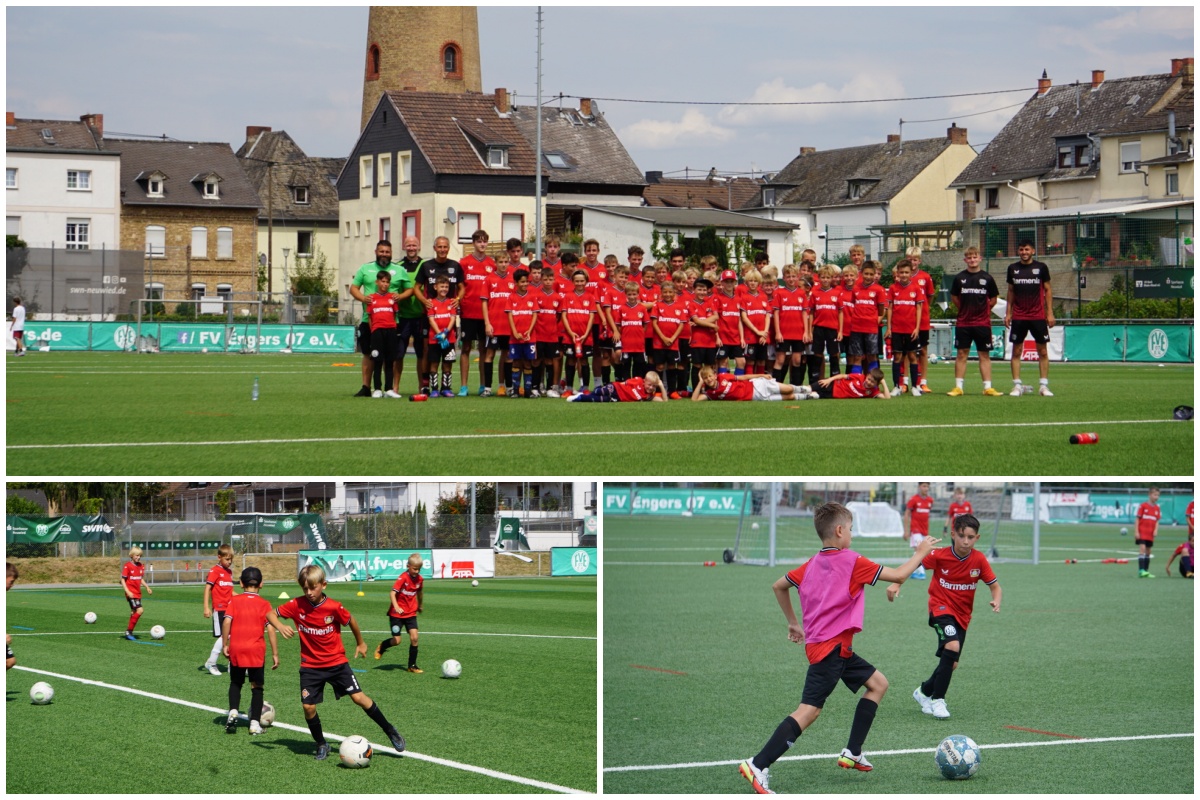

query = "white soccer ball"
[339, 734, 373, 768]
[1120, 527, 1129, 536]
[150, 625, 166, 640]
[30, 681, 54, 705]
[442, 658, 462, 679]
[935, 734, 981, 780]
[929, 353, 940, 364]
[751, 522, 760, 530]
[84, 611, 97, 624]
[201, 347, 208, 353]
[471, 579, 479, 587]
[259, 701, 275, 727]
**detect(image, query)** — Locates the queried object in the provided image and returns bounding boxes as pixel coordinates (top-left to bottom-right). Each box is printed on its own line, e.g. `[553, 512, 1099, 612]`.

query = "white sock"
[206, 636, 223, 666]
[983, 381, 992, 390]
[956, 378, 964, 389]
[1039, 377, 1049, 386]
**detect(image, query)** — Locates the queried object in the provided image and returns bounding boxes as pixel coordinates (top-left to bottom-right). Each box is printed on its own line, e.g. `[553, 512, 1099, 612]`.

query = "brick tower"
[361, 6, 483, 129]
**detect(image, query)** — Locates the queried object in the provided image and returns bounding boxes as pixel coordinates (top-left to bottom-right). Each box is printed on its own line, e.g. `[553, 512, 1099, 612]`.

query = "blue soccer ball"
[935, 734, 981, 780]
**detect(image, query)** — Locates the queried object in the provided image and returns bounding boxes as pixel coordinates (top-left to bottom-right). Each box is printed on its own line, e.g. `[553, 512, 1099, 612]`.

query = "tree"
[292, 245, 335, 322]
[430, 483, 496, 548]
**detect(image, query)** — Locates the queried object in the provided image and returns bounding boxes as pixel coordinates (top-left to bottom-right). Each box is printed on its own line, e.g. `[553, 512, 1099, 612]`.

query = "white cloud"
[619, 108, 736, 150]
[716, 72, 909, 127]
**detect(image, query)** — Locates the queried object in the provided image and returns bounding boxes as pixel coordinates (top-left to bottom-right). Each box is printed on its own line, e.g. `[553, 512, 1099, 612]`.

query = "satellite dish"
[445, 206, 458, 224]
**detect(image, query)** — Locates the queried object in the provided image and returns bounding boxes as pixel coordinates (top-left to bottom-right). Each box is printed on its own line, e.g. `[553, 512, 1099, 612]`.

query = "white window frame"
[6, 168, 17, 189]
[360, 155, 374, 189]
[297, 230, 314, 258]
[1119, 141, 1141, 173]
[145, 282, 164, 301]
[545, 152, 569, 169]
[6, 216, 19, 237]
[216, 227, 234, 259]
[216, 283, 233, 301]
[67, 169, 92, 191]
[399, 153, 412, 184]
[203, 179, 219, 199]
[457, 212, 481, 244]
[293, 186, 309, 205]
[65, 218, 90, 250]
[762, 187, 776, 207]
[1165, 169, 1179, 196]
[148, 177, 164, 197]
[379, 154, 392, 187]
[191, 282, 206, 301]
[145, 225, 166, 258]
[190, 226, 208, 258]
[487, 147, 508, 169]
[378, 218, 390, 244]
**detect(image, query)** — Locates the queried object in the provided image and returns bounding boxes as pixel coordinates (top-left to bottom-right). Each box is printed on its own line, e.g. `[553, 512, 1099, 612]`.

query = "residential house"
[742, 126, 977, 259]
[115, 138, 261, 310]
[642, 170, 765, 213]
[237, 127, 345, 299]
[6, 112, 120, 250]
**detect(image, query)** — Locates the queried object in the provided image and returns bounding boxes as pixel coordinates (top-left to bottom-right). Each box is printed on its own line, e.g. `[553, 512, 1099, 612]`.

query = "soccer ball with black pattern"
[339, 735, 373, 768]
[935, 734, 981, 779]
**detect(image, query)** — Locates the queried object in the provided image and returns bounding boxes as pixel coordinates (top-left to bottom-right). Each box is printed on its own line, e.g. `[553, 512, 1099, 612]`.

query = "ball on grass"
[471, 579, 479, 587]
[84, 611, 97, 624]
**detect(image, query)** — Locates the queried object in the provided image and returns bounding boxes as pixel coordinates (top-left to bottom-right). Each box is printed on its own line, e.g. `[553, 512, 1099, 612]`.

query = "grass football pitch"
[5, 352, 1194, 474]
[602, 516, 1194, 794]
[6, 576, 596, 794]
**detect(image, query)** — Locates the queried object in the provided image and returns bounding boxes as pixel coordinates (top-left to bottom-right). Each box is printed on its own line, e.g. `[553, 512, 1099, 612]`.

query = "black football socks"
[754, 715, 802, 770]
[845, 697, 878, 756]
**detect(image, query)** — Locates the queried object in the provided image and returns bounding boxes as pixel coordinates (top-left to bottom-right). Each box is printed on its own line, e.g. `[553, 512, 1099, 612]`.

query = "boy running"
[739, 503, 938, 793]
[121, 546, 153, 640]
[945, 487, 973, 534]
[375, 554, 425, 671]
[277, 565, 407, 760]
[221, 566, 294, 734]
[202, 544, 236, 675]
[904, 482, 935, 580]
[888, 513, 1000, 720]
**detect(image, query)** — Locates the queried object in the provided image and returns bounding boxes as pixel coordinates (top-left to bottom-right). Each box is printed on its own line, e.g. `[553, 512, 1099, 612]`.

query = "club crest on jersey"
[324, 616, 333, 624]
[970, 569, 980, 578]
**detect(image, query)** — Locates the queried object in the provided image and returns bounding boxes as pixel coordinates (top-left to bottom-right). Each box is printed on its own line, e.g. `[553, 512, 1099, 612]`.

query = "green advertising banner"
[603, 487, 747, 516]
[551, 547, 597, 576]
[1063, 325, 1125, 362]
[6, 515, 116, 543]
[297, 549, 434, 583]
[19, 322, 92, 350]
[227, 514, 329, 549]
[11, 322, 354, 353]
[1123, 325, 1193, 363]
[1083, 493, 1194, 526]
[1132, 268, 1193, 299]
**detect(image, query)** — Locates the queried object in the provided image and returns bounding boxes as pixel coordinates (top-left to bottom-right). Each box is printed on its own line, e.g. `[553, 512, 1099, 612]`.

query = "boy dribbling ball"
[121, 546, 153, 640]
[375, 554, 425, 671]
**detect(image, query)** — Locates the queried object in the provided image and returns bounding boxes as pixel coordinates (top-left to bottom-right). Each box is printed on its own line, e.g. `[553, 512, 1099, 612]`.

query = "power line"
[553, 87, 1034, 107]
[901, 101, 1029, 125]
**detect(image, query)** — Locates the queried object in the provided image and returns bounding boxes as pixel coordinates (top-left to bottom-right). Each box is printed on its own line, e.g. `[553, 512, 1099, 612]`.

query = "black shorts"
[812, 382, 836, 400]
[677, 339, 691, 362]
[5, 644, 12, 661]
[800, 647, 878, 708]
[716, 344, 743, 361]
[1135, 538, 1155, 549]
[919, 329, 930, 349]
[370, 327, 398, 362]
[460, 317, 486, 343]
[299, 662, 362, 705]
[840, 336, 852, 356]
[592, 325, 614, 351]
[955, 325, 994, 353]
[652, 347, 682, 366]
[780, 339, 806, 355]
[929, 614, 968, 657]
[620, 350, 648, 366]
[211, 610, 227, 638]
[1009, 319, 1050, 345]
[744, 343, 769, 362]
[486, 334, 510, 352]
[397, 317, 425, 358]
[389, 615, 418, 636]
[689, 346, 717, 367]
[127, 597, 143, 612]
[536, 342, 561, 360]
[567, 341, 593, 358]
[430, 342, 455, 364]
[848, 331, 880, 357]
[812, 325, 839, 355]
[890, 332, 918, 355]
[358, 321, 373, 357]
[230, 664, 266, 685]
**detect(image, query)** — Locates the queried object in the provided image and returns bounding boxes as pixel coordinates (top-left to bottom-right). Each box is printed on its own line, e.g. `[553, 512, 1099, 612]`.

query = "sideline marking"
[1004, 725, 1082, 739]
[13, 664, 589, 794]
[6, 417, 1186, 451]
[603, 732, 1194, 772]
[630, 664, 688, 676]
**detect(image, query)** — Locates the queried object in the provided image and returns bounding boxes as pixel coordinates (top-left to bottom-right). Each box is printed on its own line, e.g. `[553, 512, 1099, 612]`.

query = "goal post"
[133, 298, 263, 353]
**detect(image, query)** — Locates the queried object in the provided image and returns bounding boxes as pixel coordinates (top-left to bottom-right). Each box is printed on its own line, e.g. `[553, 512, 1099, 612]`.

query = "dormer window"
[140, 170, 168, 198]
[203, 178, 220, 198]
[762, 187, 776, 207]
[848, 180, 871, 200]
[149, 178, 162, 196]
[293, 186, 309, 204]
[487, 146, 509, 169]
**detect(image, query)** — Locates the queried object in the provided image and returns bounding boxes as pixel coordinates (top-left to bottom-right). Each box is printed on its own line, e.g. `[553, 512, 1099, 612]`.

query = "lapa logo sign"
[570, 549, 591, 573]
[114, 325, 137, 350]
[1148, 328, 1169, 359]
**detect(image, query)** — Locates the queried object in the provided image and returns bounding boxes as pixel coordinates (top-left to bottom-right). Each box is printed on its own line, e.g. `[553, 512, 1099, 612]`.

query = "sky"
[6, 4, 1194, 180]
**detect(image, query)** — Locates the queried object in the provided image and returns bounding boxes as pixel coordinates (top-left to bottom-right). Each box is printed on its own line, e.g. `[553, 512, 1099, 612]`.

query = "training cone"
[278, 591, 289, 599]
[1069, 432, 1099, 444]
[356, 591, 365, 596]
[409, 393, 429, 402]
[703, 561, 717, 567]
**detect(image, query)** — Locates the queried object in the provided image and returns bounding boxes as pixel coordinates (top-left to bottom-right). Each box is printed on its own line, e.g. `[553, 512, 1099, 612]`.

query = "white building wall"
[6, 151, 121, 248]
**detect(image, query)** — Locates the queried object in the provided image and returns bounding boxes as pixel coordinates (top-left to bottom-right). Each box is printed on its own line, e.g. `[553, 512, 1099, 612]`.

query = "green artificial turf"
[602, 516, 1194, 794]
[6, 577, 596, 793]
[5, 353, 1194, 474]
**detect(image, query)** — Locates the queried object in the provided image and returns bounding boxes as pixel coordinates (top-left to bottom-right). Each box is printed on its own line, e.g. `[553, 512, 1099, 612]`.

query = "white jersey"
[10, 304, 25, 331]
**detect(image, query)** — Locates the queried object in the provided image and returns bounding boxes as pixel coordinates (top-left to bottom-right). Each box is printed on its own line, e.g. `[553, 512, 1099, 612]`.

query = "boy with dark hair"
[367, 270, 404, 398]
[278, 565, 407, 760]
[507, 268, 539, 396]
[739, 503, 937, 793]
[221, 566, 294, 734]
[1005, 239, 1054, 396]
[650, 279, 687, 395]
[202, 544, 236, 676]
[480, 251, 515, 396]
[561, 267, 596, 396]
[888, 513, 1000, 720]
[426, 276, 459, 397]
[506, 237, 525, 267]
[121, 546, 153, 640]
[801, 368, 891, 400]
[945, 487, 973, 534]
[374, 554, 425, 671]
[534, 263, 564, 396]
[904, 482, 934, 580]
[458, 229, 495, 396]
[687, 277, 719, 387]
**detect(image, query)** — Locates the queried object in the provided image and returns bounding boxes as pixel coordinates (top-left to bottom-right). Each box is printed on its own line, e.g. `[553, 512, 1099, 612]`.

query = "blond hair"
[905, 245, 922, 258]
[216, 543, 234, 558]
[298, 564, 327, 589]
[848, 244, 865, 257]
[129, 546, 143, 558]
[964, 246, 980, 257]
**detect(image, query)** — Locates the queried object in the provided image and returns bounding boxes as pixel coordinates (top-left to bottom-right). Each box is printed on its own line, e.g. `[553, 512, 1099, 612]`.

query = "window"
[545, 152, 569, 169]
[191, 226, 208, 258]
[380, 154, 391, 187]
[217, 283, 233, 301]
[216, 227, 233, 259]
[360, 156, 374, 189]
[501, 213, 524, 243]
[355, 220, 362, 237]
[1075, 144, 1090, 166]
[344, 221, 351, 238]
[848, 181, 869, 200]
[443, 44, 459, 75]
[6, 168, 16, 189]
[7, 216, 20, 236]
[203, 179, 219, 199]
[293, 185, 309, 204]
[145, 282, 164, 301]
[297, 230, 313, 257]
[1166, 170, 1179, 196]
[762, 187, 776, 207]
[66, 169, 91, 190]
[378, 218, 390, 243]
[366, 44, 381, 80]
[145, 225, 165, 258]
[399, 153, 412, 184]
[148, 177, 164, 197]
[1119, 141, 1141, 173]
[985, 188, 1000, 209]
[487, 147, 508, 168]
[1057, 146, 1074, 168]
[457, 212, 481, 243]
[191, 283, 206, 301]
[402, 210, 420, 242]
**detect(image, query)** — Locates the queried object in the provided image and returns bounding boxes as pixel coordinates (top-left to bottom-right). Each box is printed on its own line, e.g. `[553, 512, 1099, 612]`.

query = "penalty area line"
[12, 665, 590, 794]
[6, 417, 1184, 451]
[603, 732, 1194, 772]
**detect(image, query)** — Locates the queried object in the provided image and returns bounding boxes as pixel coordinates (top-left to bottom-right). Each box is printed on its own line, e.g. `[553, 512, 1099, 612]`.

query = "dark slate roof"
[643, 176, 764, 210]
[585, 205, 798, 230]
[114, 138, 260, 208]
[1099, 84, 1194, 136]
[766, 137, 953, 209]
[508, 104, 645, 187]
[384, 90, 538, 175]
[236, 130, 344, 222]
[6, 116, 112, 154]
[951, 72, 1182, 186]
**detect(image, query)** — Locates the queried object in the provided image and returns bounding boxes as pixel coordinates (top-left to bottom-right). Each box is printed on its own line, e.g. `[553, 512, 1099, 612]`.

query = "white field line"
[604, 562, 717, 566]
[13, 664, 590, 794]
[603, 732, 1195, 772]
[10, 629, 594, 641]
[5, 417, 1185, 451]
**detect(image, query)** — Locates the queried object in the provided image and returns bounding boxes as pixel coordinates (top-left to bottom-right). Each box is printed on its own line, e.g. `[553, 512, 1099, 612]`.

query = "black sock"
[249, 686, 263, 723]
[307, 712, 325, 745]
[892, 360, 902, 387]
[365, 700, 392, 733]
[773, 366, 785, 381]
[228, 677, 242, 712]
[845, 697, 878, 755]
[753, 715, 802, 770]
[910, 362, 921, 387]
[483, 361, 494, 388]
[565, 363, 576, 388]
[602, 365, 612, 384]
[930, 650, 959, 699]
[409, 644, 419, 668]
[379, 638, 394, 655]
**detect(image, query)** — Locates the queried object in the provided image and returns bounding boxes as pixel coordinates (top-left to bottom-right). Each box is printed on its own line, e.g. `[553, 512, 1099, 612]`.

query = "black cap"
[240, 567, 263, 587]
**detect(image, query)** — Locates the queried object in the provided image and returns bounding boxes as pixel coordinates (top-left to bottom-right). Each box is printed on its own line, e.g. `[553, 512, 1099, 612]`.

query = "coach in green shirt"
[349, 240, 410, 397]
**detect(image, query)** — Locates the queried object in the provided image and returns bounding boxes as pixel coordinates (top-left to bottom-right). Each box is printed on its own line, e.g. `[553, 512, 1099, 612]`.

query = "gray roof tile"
[768, 137, 953, 208]
[236, 130, 343, 222]
[114, 138, 260, 208]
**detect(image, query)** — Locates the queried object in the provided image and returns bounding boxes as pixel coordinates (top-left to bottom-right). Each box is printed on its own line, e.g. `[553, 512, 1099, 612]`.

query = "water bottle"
[252, 377, 259, 401]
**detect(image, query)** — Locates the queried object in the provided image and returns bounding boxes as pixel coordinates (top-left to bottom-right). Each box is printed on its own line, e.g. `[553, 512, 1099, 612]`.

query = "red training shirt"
[388, 571, 423, 619]
[1136, 501, 1162, 540]
[906, 494, 935, 536]
[205, 563, 234, 611]
[367, 293, 398, 332]
[276, 595, 352, 669]
[426, 298, 458, 345]
[613, 301, 649, 353]
[773, 286, 808, 341]
[923, 546, 997, 629]
[458, 254, 496, 319]
[702, 373, 754, 401]
[225, 591, 273, 667]
[121, 560, 146, 599]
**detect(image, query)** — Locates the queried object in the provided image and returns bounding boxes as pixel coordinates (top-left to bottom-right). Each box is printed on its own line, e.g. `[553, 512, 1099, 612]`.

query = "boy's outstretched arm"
[878, 536, 939, 585]
[988, 582, 1002, 613]
[771, 576, 804, 644]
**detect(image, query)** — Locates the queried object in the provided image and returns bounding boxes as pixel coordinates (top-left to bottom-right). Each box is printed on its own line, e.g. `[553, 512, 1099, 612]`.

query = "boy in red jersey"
[739, 503, 938, 793]
[533, 264, 564, 396]
[1135, 487, 1162, 578]
[566, 371, 666, 402]
[1165, 530, 1194, 578]
[809, 265, 843, 380]
[480, 252, 516, 396]
[426, 276, 459, 397]
[540, 234, 563, 278]
[691, 365, 801, 402]
[687, 278, 719, 389]
[366, 271, 403, 398]
[121, 546, 153, 641]
[847, 262, 886, 375]
[738, 269, 771, 376]
[906, 247, 936, 393]
[802, 368, 891, 400]
[772, 264, 810, 387]
[202, 544, 236, 676]
[561, 269, 596, 395]
[904, 482, 935, 580]
[6, 563, 17, 670]
[888, 513, 1000, 720]
[374, 554, 425, 670]
[221, 566, 294, 734]
[506, 269, 539, 396]
[945, 487, 973, 534]
[886, 260, 924, 397]
[613, 280, 650, 381]
[651, 280, 687, 396]
[458, 229, 496, 396]
[713, 269, 745, 375]
[277, 565, 407, 760]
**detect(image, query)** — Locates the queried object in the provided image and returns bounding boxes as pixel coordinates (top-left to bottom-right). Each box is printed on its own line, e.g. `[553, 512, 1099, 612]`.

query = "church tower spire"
[361, 6, 483, 129]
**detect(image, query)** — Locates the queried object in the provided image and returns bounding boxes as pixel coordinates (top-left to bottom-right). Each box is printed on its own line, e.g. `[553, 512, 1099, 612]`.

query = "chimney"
[1171, 58, 1185, 76]
[80, 113, 104, 136]
[886, 134, 900, 143]
[1091, 69, 1105, 89]
[1037, 69, 1051, 96]
[6, 111, 15, 128]
[245, 125, 272, 145]
[645, 171, 663, 184]
[800, 146, 817, 156]
[947, 123, 968, 145]
[494, 87, 509, 114]
[579, 97, 593, 117]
